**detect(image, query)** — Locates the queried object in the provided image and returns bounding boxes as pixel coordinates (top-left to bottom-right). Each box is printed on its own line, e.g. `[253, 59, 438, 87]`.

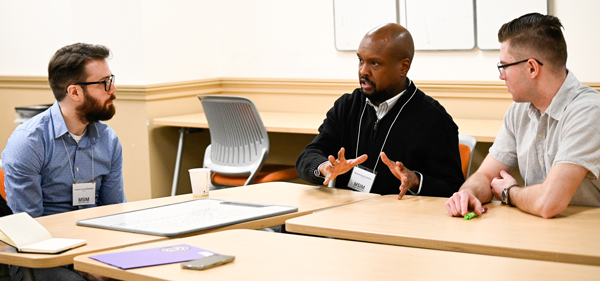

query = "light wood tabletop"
[286, 195, 600, 266]
[154, 112, 325, 135]
[153, 112, 502, 142]
[73, 229, 600, 281]
[0, 182, 377, 268]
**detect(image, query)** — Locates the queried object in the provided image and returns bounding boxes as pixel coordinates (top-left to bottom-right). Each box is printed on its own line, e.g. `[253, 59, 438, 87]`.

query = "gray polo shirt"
[490, 71, 600, 207]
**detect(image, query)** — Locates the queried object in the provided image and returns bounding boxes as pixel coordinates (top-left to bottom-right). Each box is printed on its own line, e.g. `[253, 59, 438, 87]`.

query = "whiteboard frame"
[475, 0, 549, 50]
[76, 198, 298, 237]
[333, 0, 399, 51]
[403, 0, 476, 51]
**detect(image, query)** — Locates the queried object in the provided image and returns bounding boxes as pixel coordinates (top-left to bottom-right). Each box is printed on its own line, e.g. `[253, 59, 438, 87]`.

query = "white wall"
[553, 0, 600, 82]
[0, 0, 598, 84]
[140, 1, 223, 83]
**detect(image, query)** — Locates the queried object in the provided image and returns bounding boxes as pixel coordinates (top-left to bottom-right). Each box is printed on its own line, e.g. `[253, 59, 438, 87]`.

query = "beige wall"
[0, 76, 511, 201]
[2, 76, 599, 200]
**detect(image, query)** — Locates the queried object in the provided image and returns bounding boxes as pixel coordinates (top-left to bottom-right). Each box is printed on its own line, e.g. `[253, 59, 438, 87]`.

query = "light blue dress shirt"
[2, 102, 126, 217]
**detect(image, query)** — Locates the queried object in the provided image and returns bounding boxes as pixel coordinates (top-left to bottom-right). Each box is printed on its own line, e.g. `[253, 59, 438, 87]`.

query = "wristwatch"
[501, 184, 518, 205]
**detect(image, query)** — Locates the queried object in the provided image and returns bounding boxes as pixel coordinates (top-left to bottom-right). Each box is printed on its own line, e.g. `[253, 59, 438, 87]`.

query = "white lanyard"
[355, 83, 418, 171]
[61, 133, 95, 183]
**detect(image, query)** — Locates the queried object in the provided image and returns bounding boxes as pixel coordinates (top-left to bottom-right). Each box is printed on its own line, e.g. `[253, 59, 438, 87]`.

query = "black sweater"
[296, 82, 464, 197]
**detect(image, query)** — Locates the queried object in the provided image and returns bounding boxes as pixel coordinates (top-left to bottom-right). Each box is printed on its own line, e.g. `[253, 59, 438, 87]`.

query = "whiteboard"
[76, 199, 297, 237]
[404, 0, 475, 51]
[476, 0, 548, 50]
[333, 0, 398, 51]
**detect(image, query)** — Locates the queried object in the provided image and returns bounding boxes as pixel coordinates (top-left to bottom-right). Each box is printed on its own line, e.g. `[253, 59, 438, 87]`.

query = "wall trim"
[117, 78, 222, 101]
[0, 76, 50, 90]
[2, 75, 599, 101]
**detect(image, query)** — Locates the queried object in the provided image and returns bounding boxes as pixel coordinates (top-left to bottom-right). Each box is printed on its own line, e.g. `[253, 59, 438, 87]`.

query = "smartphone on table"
[181, 254, 235, 270]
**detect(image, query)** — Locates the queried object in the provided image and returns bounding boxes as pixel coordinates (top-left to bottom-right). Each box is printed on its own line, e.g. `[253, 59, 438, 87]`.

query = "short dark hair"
[48, 43, 110, 101]
[498, 13, 567, 69]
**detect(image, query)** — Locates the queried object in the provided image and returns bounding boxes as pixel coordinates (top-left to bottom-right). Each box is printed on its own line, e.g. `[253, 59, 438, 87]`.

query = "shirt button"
[537, 134, 543, 138]
[76, 167, 79, 172]
[539, 159, 543, 164]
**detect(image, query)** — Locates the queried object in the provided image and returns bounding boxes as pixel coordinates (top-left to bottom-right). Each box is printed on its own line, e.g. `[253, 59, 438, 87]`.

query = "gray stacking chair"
[198, 95, 298, 187]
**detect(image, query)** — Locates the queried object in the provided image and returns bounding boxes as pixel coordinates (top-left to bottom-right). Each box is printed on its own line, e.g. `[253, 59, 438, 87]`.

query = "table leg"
[22, 267, 35, 281]
[170, 128, 204, 196]
[171, 127, 187, 196]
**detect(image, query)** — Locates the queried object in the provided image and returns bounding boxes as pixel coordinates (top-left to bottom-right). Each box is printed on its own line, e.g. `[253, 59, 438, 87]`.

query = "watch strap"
[503, 184, 520, 205]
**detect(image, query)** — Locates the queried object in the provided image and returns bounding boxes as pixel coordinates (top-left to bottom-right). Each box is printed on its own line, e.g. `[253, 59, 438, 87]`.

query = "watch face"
[501, 188, 508, 204]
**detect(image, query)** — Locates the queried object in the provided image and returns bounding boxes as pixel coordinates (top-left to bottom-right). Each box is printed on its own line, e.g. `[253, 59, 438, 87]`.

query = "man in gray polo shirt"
[446, 13, 600, 218]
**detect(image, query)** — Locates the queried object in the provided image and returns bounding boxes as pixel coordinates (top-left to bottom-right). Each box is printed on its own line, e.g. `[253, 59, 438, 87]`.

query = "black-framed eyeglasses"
[497, 59, 543, 76]
[73, 74, 115, 92]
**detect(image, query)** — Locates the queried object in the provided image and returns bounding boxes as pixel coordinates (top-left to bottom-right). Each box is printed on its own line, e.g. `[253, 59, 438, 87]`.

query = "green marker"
[464, 206, 488, 220]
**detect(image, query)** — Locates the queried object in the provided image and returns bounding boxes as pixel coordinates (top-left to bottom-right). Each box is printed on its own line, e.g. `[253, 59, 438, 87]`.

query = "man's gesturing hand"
[380, 152, 419, 199]
[321, 147, 368, 185]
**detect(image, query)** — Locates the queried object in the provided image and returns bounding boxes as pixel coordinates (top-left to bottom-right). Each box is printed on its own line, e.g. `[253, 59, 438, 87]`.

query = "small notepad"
[0, 212, 86, 254]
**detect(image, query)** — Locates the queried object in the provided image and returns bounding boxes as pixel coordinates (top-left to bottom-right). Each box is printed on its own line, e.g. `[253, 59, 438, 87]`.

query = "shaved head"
[357, 23, 414, 104]
[364, 23, 414, 63]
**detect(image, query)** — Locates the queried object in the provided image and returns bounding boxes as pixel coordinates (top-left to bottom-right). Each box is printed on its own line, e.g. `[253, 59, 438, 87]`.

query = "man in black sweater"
[296, 23, 464, 198]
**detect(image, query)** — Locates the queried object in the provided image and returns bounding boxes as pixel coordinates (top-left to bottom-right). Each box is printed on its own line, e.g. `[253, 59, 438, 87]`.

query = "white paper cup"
[189, 168, 210, 196]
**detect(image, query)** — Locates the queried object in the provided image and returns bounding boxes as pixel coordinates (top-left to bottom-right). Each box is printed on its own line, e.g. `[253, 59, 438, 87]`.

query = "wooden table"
[153, 112, 502, 141]
[153, 112, 503, 195]
[73, 229, 600, 281]
[286, 195, 600, 266]
[154, 112, 325, 135]
[0, 182, 377, 270]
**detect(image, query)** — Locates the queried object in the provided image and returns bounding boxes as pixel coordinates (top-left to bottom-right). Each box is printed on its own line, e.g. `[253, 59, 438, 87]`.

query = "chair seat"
[211, 164, 298, 186]
[0, 169, 5, 200]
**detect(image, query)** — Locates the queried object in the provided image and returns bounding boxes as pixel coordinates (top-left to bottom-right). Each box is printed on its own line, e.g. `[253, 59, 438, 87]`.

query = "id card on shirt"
[347, 165, 377, 193]
[73, 182, 96, 206]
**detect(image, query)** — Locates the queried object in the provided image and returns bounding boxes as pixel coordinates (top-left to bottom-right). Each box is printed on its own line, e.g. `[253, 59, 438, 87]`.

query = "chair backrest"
[199, 95, 269, 185]
[458, 134, 477, 179]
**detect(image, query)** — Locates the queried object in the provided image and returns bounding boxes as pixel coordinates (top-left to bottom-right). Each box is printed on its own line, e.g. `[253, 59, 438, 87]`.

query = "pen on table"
[464, 206, 488, 220]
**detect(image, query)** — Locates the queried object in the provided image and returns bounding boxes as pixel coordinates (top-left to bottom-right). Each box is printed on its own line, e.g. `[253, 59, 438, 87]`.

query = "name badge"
[347, 165, 377, 193]
[73, 182, 96, 206]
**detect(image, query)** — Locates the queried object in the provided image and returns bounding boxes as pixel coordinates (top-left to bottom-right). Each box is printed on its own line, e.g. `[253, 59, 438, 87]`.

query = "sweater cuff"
[314, 161, 332, 179]
[407, 171, 423, 195]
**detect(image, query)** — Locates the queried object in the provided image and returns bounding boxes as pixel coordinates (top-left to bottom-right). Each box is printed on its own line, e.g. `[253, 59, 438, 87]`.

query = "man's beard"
[77, 89, 116, 124]
[360, 76, 396, 104]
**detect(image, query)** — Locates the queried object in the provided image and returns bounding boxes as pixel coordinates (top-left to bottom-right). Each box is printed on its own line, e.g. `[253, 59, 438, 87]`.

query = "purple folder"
[89, 244, 216, 269]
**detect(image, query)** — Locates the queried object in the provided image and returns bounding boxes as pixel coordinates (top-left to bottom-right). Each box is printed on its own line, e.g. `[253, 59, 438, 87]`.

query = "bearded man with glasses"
[446, 13, 600, 219]
[2, 43, 125, 281]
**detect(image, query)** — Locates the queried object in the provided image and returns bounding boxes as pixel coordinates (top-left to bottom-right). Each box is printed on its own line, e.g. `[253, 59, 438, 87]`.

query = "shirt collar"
[50, 102, 100, 145]
[527, 70, 577, 121]
[545, 70, 579, 121]
[50, 102, 69, 139]
[366, 78, 412, 119]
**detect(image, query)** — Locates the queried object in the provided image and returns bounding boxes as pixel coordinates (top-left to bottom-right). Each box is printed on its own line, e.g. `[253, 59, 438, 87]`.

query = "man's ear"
[66, 84, 83, 102]
[528, 59, 541, 79]
[399, 58, 411, 77]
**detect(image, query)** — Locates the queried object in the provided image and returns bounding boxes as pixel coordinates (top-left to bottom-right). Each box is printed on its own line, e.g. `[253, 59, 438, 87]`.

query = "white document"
[0, 212, 86, 254]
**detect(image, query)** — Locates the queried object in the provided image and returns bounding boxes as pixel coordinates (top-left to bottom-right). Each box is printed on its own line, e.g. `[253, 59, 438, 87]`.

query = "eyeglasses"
[497, 59, 543, 76]
[73, 74, 115, 91]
